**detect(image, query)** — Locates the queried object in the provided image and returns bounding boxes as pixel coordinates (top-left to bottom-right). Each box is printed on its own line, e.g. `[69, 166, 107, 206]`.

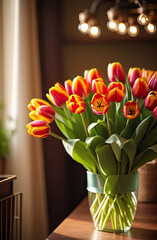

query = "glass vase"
[87, 171, 139, 233]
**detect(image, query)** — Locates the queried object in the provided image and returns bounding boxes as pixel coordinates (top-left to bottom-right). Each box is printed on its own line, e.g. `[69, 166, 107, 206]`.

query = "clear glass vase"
[88, 190, 138, 233]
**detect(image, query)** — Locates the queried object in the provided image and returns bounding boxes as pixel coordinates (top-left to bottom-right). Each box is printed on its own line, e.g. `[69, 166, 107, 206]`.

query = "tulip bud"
[145, 91, 157, 111]
[123, 101, 140, 119]
[36, 105, 55, 123]
[46, 82, 69, 107]
[72, 76, 90, 99]
[128, 67, 142, 87]
[66, 94, 85, 114]
[26, 120, 50, 138]
[132, 77, 149, 99]
[84, 68, 101, 85]
[92, 78, 107, 95]
[148, 72, 157, 91]
[28, 98, 51, 111]
[91, 93, 110, 115]
[153, 106, 157, 118]
[107, 82, 125, 102]
[107, 62, 125, 83]
[64, 79, 73, 95]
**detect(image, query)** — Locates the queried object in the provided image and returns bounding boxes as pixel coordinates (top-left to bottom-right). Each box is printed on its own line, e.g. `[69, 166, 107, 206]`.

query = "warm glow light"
[117, 22, 127, 35]
[78, 22, 89, 34]
[107, 20, 117, 32]
[128, 25, 139, 37]
[137, 13, 149, 25]
[145, 23, 157, 34]
[89, 26, 101, 38]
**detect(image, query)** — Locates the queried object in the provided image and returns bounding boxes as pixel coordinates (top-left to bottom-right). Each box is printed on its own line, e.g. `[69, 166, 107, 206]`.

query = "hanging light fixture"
[127, 17, 139, 37]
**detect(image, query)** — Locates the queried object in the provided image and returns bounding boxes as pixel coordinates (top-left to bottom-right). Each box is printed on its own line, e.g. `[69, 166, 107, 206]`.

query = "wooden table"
[46, 197, 157, 240]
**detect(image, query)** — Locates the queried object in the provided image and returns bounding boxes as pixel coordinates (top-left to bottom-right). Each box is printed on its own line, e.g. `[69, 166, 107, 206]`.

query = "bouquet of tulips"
[26, 62, 157, 232]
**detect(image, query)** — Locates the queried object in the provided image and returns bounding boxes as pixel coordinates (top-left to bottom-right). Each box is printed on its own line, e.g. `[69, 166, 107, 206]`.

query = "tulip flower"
[107, 62, 125, 83]
[132, 77, 149, 99]
[153, 106, 157, 118]
[145, 91, 157, 111]
[64, 79, 73, 95]
[72, 76, 90, 99]
[46, 82, 69, 107]
[148, 72, 157, 91]
[91, 93, 110, 115]
[36, 105, 55, 123]
[92, 78, 108, 95]
[66, 94, 85, 114]
[107, 82, 125, 102]
[28, 98, 51, 111]
[84, 68, 101, 85]
[128, 67, 142, 87]
[26, 120, 50, 138]
[123, 101, 140, 120]
[142, 69, 155, 83]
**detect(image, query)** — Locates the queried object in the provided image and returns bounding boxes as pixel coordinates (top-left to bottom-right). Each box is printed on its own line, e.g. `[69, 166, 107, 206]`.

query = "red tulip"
[72, 76, 90, 99]
[107, 62, 125, 83]
[64, 79, 73, 95]
[66, 94, 85, 114]
[84, 68, 101, 85]
[46, 82, 69, 107]
[123, 101, 140, 119]
[128, 67, 142, 87]
[153, 106, 157, 118]
[91, 93, 110, 115]
[148, 72, 157, 91]
[26, 120, 50, 138]
[107, 82, 125, 102]
[145, 91, 157, 111]
[142, 69, 155, 83]
[92, 78, 107, 95]
[36, 105, 55, 123]
[132, 77, 149, 99]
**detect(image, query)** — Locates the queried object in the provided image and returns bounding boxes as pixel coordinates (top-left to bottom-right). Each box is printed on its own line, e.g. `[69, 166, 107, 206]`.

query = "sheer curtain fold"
[0, 0, 48, 239]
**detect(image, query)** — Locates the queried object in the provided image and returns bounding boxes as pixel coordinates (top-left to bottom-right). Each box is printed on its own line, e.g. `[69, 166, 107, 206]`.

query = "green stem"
[80, 113, 89, 137]
[49, 131, 67, 141]
[106, 112, 111, 136]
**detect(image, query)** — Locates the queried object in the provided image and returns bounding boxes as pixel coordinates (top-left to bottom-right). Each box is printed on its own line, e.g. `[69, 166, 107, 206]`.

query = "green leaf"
[96, 144, 117, 175]
[88, 120, 109, 139]
[123, 138, 136, 173]
[85, 136, 106, 152]
[138, 126, 157, 153]
[132, 144, 157, 173]
[55, 119, 79, 139]
[104, 175, 119, 194]
[63, 139, 97, 173]
[120, 151, 129, 174]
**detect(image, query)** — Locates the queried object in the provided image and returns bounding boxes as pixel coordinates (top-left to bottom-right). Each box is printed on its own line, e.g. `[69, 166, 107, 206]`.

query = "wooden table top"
[46, 197, 157, 240]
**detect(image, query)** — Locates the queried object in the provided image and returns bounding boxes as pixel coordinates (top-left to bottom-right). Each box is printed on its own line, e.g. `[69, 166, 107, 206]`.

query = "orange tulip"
[84, 68, 101, 85]
[107, 62, 125, 83]
[64, 79, 73, 95]
[72, 76, 90, 99]
[92, 78, 107, 95]
[46, 82, 69, 107]
[123, 101, 140, 119]
[142, 69, 155, 82]
[128, 67, 142, 87]
[26, 120, 50, 138]
[91, 93, 110, 115]
[66, 94, 85, 114]
[107, 82, 125, 102]
[132, 77, 149, 99]
[145, 91, 157, 111]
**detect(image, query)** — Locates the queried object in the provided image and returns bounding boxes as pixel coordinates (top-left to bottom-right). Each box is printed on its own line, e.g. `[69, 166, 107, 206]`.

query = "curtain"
[0, 0, 48, 239]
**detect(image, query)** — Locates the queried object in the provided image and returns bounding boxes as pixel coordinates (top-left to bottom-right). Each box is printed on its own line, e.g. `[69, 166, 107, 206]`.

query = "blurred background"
[0, 0, 157, 239]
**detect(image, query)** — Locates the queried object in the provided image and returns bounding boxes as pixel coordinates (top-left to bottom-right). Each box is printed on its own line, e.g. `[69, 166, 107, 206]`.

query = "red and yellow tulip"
[91, 93, 110, 115]
[64, 79, 73, 95]
[142, 69, 155, 83]
[26, 120, 50, 138]
[92, 78, 107, 95]
[84, 68, 101, 85]
[28, 98, 51, 111]
[36, 105, 55, 123]
[107, 62, 125, 83]
[123, 101, 140, 119]
[148, 72, 157, 91]
[72, 76, 90, 99]
[46, 82, 69, 107]
[107, 82, 125, 102]
[132, 77, 149, 99]
[66, 94, 85, 114]
[128, 67, 142, 87]
[145, 91, 157, 111]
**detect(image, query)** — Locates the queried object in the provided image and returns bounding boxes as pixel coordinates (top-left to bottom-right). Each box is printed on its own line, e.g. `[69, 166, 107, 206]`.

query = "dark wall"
[37, 0, 86, 233]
